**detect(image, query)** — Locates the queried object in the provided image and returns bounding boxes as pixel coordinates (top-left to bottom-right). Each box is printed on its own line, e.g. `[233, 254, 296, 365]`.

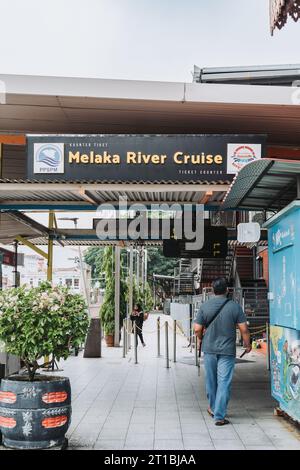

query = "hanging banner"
[26, 134, 266, 183]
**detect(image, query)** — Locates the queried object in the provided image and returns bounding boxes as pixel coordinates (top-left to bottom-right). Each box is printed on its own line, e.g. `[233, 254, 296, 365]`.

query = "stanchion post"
[124, 319, 127, 355]
[173, 319, 177, 363]
[165, 321, 170, 369]
[127, 318, 130, 353]
[266, 322, 270, 371]
[157, 316, 161, 357]
[122, 321, 126, 358]
[134, 321, 138, 364]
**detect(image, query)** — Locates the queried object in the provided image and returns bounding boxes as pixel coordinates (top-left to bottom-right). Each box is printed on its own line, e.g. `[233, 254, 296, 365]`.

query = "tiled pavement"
[2, 313, 300, 450]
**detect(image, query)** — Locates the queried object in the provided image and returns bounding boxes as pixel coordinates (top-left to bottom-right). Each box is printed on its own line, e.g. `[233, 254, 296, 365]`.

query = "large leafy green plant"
[100, 246, 127, 336]
[0, 282, 89, 381]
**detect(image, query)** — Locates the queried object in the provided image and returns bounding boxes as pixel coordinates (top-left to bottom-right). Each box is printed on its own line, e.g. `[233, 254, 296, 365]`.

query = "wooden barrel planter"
[0, 375, 71, 449]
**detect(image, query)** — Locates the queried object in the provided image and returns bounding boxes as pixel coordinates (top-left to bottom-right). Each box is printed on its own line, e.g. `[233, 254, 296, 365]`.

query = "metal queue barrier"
[121, 313, 269, 370]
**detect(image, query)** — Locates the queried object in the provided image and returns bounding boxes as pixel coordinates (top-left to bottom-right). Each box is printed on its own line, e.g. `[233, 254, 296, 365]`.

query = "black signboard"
[27, 134, 266, 183]
[163, 226, 228, 259]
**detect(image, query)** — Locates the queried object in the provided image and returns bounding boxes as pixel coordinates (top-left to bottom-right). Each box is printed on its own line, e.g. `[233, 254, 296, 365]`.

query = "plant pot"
[105, 334, 114, 347]
[0, 375, 71, 449]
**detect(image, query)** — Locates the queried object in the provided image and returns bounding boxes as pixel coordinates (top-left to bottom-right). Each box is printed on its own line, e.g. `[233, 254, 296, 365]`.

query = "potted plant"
[100, 247, 127, 347]
[0, 282, 89, 450]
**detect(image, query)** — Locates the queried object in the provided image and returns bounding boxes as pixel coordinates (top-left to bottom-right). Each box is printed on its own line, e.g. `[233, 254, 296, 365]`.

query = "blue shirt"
[194, 295, 247, 356]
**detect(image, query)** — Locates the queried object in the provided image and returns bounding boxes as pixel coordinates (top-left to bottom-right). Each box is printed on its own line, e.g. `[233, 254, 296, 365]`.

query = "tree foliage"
[129, 278, 153, 312]
[99, 247, 127, 335]
[146, 247, 178, 278]
[85, 246, 178, 282]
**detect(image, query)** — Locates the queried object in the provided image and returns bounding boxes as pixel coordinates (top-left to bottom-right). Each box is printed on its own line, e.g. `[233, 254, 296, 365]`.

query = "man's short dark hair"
[212, 278, 227, 295]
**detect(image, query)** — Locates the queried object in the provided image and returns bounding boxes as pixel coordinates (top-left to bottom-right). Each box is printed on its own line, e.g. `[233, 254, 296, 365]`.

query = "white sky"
[0, 0, 300, 82]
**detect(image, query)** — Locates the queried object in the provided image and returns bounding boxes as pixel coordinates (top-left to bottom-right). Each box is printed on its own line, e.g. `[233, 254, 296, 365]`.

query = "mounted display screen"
[163, 226, 228, 259]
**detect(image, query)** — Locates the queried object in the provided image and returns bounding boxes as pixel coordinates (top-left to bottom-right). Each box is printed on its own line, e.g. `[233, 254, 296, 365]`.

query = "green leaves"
[99, 247, 128, 336]
[0, 283, 89, 380]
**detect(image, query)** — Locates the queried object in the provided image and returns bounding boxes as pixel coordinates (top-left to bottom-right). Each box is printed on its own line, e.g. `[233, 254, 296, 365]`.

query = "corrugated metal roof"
[27, 237, 162, 247]
[222, 158, 300, 210]
[0, 178, 231, 185]
[0, 179, 229, 209]
[0, 213, 42, 244]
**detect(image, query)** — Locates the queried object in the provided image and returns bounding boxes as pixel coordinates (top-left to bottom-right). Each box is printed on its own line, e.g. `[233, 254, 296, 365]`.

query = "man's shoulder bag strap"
[198, 298, 231, 358]
[205, 298, 231, 331]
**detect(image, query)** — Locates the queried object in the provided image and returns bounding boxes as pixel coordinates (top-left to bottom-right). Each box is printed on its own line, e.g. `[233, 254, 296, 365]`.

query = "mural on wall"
[270, 325, 300, 421]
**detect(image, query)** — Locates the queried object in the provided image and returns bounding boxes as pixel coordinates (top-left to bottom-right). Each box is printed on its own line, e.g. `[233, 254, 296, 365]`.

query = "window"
[74, 278, 80, 289]
[65, 278, 72, 288]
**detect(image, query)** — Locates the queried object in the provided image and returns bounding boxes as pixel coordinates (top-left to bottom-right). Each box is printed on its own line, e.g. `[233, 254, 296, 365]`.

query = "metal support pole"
[165, 321, 170, 369]
[114, 246, 121, 347]
[124, 319, 128, 355]
[195, 334, 199, 367]
[13, 240, 19, 288]
[141, 248, 145, 293]
[47, 211, 54, 370]
[266, 322, 270, 371]
[122, 321, 126, 358]
[47, 211, 54, 282]
[134, 321, 138, 364]
[125, 320, 128, 355]
[127, 317, 131, 350]
[144, 248, 148, 287]
[173, 319, 177, 363]
[136, 249, 140, 287]
[129, 246, 134, 315]
[157, 316, 161, 357]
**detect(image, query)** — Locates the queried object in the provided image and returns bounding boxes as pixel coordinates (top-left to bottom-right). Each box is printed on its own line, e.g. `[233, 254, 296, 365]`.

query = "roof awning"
[1, 73, 300, 145]
[0, 180, 229, 211]
[0, 213, 44, 244]
[222, 158, 300, 210]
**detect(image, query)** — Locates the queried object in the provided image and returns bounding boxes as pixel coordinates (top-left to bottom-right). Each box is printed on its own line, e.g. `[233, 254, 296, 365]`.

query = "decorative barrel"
[0, 375, 71, 449]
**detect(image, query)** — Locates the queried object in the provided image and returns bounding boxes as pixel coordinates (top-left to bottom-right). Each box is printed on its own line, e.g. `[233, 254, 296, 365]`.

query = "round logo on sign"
[232, 145, 257, 170]
[36, 144, 62, 168]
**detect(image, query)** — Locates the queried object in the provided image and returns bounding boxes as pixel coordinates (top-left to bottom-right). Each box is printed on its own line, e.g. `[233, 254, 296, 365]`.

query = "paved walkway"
[1, 313, 300, 451]
[61, 314, 300, 450]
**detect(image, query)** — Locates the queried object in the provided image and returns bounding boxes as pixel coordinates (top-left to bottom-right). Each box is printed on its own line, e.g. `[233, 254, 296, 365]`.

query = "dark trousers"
[133, 321, 144, 344]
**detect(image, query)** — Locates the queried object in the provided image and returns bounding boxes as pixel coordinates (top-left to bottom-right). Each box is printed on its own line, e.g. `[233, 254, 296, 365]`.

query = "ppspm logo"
[227, 143, 261, 174]
[34, 143, 64, 174]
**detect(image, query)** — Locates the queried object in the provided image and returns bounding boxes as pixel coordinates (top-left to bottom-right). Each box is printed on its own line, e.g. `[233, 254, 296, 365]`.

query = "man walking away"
[194, 278, 251, 426]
